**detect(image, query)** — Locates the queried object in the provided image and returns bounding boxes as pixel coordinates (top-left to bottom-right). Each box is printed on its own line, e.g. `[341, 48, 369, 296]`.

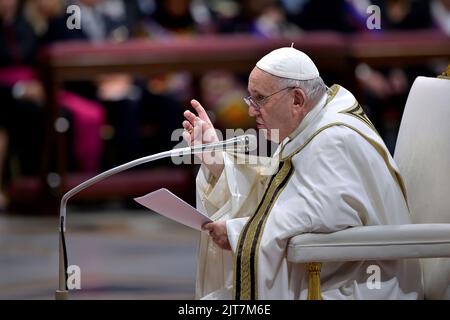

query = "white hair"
[275, 76, 327, 100]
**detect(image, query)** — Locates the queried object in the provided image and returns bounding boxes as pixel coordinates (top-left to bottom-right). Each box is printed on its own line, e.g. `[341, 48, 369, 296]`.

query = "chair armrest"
[287, 224, 450, 263]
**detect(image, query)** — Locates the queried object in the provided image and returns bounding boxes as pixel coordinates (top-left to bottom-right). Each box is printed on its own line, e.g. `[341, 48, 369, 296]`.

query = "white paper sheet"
[134, 188, 212, 231]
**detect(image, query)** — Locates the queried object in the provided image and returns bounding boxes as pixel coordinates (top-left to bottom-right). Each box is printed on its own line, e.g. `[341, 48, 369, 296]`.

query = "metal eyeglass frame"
[243, 86, 297, 110]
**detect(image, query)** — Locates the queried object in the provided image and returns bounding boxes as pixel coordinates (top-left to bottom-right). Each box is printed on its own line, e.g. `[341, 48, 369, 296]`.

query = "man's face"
[247, 67, 301, 142]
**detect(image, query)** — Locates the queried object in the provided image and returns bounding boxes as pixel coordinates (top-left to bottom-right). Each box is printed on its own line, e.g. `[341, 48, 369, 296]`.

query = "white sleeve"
[196, 152, 264, 219]
[196, 161, 231, 215]
[226, 217, 250, 253]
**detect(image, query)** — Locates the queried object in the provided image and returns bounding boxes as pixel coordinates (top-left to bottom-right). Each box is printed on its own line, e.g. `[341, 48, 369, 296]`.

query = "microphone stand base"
[55, 290, 69, 300]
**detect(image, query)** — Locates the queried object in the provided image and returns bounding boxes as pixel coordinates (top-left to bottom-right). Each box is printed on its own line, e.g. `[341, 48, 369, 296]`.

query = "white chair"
[287, 70, 450, 300]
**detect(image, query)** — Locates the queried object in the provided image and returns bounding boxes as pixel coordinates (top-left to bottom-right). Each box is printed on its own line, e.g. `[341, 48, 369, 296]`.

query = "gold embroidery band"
[339, 103, 378, 134]
[234, 160, 294, 300]
[326, 84, 340, 105]
[233, 164, 280, 299]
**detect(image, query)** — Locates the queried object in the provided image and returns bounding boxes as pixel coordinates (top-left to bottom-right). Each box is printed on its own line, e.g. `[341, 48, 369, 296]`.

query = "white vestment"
[195, 85, 423, 300]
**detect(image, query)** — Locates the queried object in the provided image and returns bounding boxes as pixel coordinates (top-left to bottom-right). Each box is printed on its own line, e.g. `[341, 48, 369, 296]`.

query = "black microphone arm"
[55, 134, 256, 300]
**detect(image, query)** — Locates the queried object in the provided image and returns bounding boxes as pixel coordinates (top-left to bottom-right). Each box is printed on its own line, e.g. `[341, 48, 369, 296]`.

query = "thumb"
[202, 222, 213, 231]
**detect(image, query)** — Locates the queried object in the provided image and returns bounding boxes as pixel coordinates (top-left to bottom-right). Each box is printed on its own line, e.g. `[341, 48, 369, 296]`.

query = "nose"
[248, 104, 259, 117]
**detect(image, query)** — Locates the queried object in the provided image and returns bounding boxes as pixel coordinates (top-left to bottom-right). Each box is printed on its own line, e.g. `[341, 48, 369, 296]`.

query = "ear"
[292, 88, 306, 110]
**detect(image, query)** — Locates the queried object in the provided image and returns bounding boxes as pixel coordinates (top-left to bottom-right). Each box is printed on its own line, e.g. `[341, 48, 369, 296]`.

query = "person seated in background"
[0, 128, 7, 210]
[139, 0, 215, 37]
[355, 0, 441, 153]
[283, 0, 370, 33]
[429, 0, 450, 36]
[96, 74, 184, 167]
[0, 0, 45, 210]
[26, 0, 183, 169]
[210, 0, 300, 36]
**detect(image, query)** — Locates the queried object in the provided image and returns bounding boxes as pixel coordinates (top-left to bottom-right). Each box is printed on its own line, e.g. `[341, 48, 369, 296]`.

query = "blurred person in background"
[371, 0, 432, 30]
[427, 0, 450, 77]
[140, 0, 214, 37]
[276, 0, 369, 114]
[0, 0, 45, 210]
[134, 0, 223, 157]
[210, 0, 300, 36]
[21, 0, 106, 174]
[25, 0, 81, 44]
[429, 0, 450, 36]
[139, 0, 214, 104]
[355, 0, 441, 153]
[27, 0, 183, 167]
[154, 0, 303, 135]
[66, 0, 142, 42]
[283, 0, 371, 33]
[82, 0, 186, 164]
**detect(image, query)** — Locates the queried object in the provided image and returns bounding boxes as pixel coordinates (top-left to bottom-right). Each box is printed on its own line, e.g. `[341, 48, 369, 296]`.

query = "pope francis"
[181, 47, 423, 300]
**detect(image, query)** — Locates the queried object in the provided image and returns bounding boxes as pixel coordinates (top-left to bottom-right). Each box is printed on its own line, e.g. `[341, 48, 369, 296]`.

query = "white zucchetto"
[256, 47, 320, 80]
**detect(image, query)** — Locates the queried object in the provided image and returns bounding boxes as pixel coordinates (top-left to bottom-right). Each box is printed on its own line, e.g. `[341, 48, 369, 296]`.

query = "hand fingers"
[192, 118, 206, 141]
[191, 99, 211, 124]
[182, 121, 194, 137]
[205, 224, 224, 239]
[203, 222, 220, 239]
[182, 120, 193, 130]
[182, 130, 192, 145]
[183, 113, 203, 142]
[202, 222, 213, 231]
[183, 110, 198, 125]
[211, 235, 230, 250]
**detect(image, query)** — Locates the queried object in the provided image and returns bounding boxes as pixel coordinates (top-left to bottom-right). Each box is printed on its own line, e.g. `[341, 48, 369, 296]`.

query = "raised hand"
[182, 99, 218, 146]
[182, 99, 224, 178]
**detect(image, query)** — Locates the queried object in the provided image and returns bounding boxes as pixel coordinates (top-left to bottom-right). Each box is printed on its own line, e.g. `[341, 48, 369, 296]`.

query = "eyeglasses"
[244, 86, 297, 110]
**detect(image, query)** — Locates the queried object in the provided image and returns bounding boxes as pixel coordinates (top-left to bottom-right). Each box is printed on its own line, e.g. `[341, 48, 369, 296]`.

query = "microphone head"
[175, 134, 258, 156]
[228, 134, 258, 154]
[214, 134, 257, 154]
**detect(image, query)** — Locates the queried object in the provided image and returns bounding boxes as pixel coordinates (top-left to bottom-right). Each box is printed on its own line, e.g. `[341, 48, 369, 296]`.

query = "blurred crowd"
[0, 0, 449, 210]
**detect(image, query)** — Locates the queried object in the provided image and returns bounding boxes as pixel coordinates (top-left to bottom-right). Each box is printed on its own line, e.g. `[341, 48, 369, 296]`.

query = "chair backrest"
[394, 76, 450, 299]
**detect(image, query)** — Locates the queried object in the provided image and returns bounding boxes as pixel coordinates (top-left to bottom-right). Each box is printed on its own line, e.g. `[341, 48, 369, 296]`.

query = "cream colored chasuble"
[195, 85, 423, 300]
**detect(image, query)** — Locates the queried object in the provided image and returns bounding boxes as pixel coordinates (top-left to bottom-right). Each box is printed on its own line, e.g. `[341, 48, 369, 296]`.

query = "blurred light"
[47, 172, 61, 188]
[355, 63, 372, 80]
[54, 117, 70, 133]
[101, 125, 115, 140]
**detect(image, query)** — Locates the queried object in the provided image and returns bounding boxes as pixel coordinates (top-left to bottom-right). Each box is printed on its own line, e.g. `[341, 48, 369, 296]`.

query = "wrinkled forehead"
[248, 67, 279, 92]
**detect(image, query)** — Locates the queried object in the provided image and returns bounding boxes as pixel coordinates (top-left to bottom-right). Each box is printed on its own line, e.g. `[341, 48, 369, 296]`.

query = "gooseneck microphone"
[55, 134, 257, 299]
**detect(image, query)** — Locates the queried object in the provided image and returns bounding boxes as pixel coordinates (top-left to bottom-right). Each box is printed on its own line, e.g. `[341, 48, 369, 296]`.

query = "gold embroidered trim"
[253, 164, 293, 299]
[438, 64, 450, 79]
[326, 84, 340, 105]
[339, 102, 378, 135]
[233, 160, 293, 299]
